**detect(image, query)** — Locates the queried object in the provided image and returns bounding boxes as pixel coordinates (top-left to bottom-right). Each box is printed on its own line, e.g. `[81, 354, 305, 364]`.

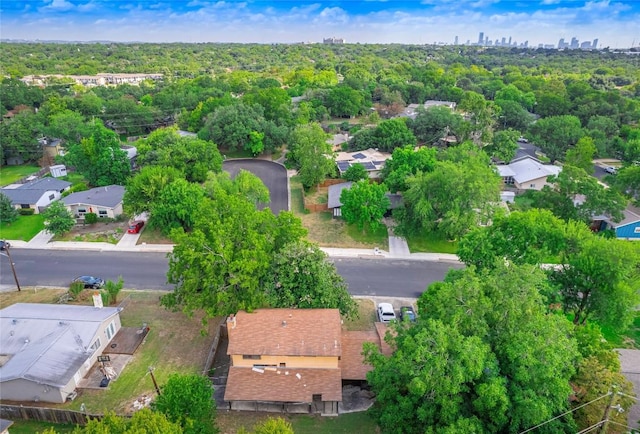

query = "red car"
[127, 220, 145, 234]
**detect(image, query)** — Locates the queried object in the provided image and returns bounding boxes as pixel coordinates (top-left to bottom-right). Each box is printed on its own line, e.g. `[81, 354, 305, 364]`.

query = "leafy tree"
[549, 237, 640, 331]
[45, 110, 92, 145]
[340, 180, 390, 232]
[243, 87, 292, 125]
[162, 191, 305, 320]
[528, 115, 583, 163]
[457, 90, 495, 144]
[150, 179, 204, 235]
[137, 127, 223, 183]
[401, 144, 500, 239]
[0, 110, 45, 163]
[366, 263, 579, 433]
[77, 410, 183, 434]
[613, 165, 640, 206]
[342, 163, 369, 182]
[381, 145, 437, 193]
[530, 165, 626, 224]
[290, 123, 335, 189]
[200, 103, 264, 152]
[565, 136, 597, 173]
[43, 200, 75, 237]
[372, 118, 416, 152]
[0, 192, 18, 223]
[204, 170, 270, 207]
[247, 130, 264, 156]
[123, 165, 184, 217]
[457, 209, 576, 270]
[63, 121, 130, 187]
[485, 128, 519, 163]
[248, 417, 294, 434]
[151, 373, 217, 434]
[264, 240, 356, 317]
[326, 86, 366, 118]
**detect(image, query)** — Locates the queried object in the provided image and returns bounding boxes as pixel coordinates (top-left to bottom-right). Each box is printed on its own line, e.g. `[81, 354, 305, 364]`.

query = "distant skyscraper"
[508, 36, 512, 46]
[501, 37, 506, 46]
[478, 32, 484, 45]
[570, 37, 579, 48]
[454, 35, 459, 45]
[558, 38, 566, 49]
[592, 38, 599, 49]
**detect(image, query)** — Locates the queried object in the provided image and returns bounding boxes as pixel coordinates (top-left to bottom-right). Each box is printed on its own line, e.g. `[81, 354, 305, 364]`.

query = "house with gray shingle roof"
[0, 177, 71, 214]
[0, 303, 122, 403]
[61, 185, 125, 219]
[496, 156, 562, 191]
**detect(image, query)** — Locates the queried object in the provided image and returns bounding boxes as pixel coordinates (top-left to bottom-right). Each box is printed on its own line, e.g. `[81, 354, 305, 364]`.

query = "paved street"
[1, 249, 461, 297]
[223, 159, 289, 214]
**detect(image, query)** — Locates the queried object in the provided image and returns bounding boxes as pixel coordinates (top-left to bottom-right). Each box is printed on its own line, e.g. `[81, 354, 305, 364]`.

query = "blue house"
[602, 205, 640, 239]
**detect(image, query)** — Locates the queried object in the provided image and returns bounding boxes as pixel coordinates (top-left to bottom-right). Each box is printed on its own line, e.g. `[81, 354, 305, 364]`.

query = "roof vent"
[282, 321, 287, 327]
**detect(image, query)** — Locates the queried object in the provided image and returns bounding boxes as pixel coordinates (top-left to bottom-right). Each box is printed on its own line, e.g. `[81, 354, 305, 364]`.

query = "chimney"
[227, 314, 237, 329]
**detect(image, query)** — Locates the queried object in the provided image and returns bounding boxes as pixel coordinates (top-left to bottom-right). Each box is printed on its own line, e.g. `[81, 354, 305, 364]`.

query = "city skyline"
[0, 0, 638, 48]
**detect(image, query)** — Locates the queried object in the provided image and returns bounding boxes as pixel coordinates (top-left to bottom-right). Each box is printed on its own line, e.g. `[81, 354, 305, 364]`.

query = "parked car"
[127, 220, 145, 234]
[73, 275, 105, 289]
[400, 306, 417, 322]
[0, 240, 10, 251]
[377, 303, 396, 323]
[604, 166, 617, 174]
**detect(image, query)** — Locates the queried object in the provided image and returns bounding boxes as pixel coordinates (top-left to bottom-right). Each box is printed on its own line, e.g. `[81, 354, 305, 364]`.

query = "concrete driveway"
[223, 159, 288, 214]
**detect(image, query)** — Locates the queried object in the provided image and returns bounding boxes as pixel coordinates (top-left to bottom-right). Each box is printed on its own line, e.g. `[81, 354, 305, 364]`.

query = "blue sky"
[1, 0, 638, 48]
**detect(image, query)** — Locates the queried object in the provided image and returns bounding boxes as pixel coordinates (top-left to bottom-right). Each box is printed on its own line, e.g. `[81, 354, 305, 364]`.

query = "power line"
[519, 393, 612, 434]
[576, 421, 605, 434]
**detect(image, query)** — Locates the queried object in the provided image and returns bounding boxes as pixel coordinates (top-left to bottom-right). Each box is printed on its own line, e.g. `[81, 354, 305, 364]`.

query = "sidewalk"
[5, 230, 460, 262]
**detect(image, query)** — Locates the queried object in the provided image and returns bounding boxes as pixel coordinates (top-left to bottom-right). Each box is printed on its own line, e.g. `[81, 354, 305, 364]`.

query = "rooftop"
[62, 185, 125, 208]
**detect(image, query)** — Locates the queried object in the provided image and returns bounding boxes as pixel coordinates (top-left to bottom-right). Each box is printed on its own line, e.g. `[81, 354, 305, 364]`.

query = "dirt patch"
[55, 220, 129, 243]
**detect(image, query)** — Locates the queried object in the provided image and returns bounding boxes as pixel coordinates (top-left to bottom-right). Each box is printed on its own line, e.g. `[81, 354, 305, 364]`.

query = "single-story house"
[0, 418, 13, 434]
[62, 185, 125, 219]
[0, 178, 71, 214]
[592, 205, 640, 240]
[120, 145, 138, 169]
[327, 181, 403, 218]
[40, 138, 65, 158]
[496, 156, 562, 191]
[0, 303, 122, 403]
[327, 133, 350, 152]
[398, 100, 457, 119]
[335, 148, 391, 179]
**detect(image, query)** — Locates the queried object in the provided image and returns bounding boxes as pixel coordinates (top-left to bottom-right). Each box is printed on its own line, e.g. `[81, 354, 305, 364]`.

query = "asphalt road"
[223, 159, 288, 214]
[1, 250, 461, 297]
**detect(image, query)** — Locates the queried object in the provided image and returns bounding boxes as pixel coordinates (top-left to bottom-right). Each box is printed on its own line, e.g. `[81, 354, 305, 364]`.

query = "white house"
[0, 178, 71, 214]
[334, 148, 391, 179]
[496, 156, 562, 191]
[62, 185, 125, 219]
[0, 303, 122, 403]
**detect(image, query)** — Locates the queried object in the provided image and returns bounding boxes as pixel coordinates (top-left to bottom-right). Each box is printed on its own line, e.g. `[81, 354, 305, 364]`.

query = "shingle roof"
[224, 367, 342, 402]
[62, 185, 125, 208]
[19, 177, 71, 191]
[327, 182, 353, 209]
[227, 309, 342, 358]
[0, 177, 71, 205]
[0, 304, 120, 388]
[605, 205, 640, 228]
[340, 330, 379, 380]
[496, 156, 561, 184]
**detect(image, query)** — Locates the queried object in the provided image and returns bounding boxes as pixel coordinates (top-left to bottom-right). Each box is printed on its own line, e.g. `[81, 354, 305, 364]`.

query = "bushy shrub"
[18, 208, 35, 215]
[69, 281, 85, 299]
[84, 212, 98, 224]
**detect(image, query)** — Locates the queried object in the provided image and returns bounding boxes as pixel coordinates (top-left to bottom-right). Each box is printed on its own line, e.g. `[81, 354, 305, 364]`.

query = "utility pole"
[2, 243, 21, 292]
[598, 385, 617, 434]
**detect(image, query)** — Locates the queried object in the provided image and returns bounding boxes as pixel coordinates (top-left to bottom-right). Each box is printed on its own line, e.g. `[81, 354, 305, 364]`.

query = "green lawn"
[292, 412, 380, 434]
[405, 230, 458, 254]
[0, 214, 46, 241]
[0, 164, 41, 186]
[8, 420, 78, 434]
[598, 311, 640, 349]
[223, 149, 255, 159]
[346, 223, 389, 248]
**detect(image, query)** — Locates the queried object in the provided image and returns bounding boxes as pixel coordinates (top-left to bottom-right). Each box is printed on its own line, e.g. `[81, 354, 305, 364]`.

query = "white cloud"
[40, 0, 75, 11]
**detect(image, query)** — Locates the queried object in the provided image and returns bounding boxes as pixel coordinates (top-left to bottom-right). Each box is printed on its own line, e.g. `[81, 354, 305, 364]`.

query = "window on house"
[243, 355, 261, 360]
[105, 321, 116, 340]
[49, 194, 55, 200]
[20, 204, 30, 209]
[98, 210, 108, 217]
[634, 227, 640, 234]
[529, 184, 536, 188]
[279, 363, 286, 367]
[90, 338, 101, 352]
[503, 176, 514, 185]
[78, 208, 87, 214]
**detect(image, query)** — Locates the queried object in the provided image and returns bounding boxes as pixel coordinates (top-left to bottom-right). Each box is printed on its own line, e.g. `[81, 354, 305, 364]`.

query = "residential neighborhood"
[1, 39, 639, 434]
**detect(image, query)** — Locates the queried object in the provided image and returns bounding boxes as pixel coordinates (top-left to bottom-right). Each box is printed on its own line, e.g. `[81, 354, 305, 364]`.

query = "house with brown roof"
[223, 308, 390, 416]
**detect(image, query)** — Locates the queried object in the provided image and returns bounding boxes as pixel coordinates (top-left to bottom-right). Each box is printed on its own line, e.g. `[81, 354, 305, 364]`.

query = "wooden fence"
[14, 166, 50, 184]
[0, 404, 103, 425]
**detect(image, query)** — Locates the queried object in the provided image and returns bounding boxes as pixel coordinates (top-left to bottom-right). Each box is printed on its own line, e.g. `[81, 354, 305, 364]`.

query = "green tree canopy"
[264, 240, 356, 317]
[204, 170, 270, 206]
[151, 373, 217, 434]
[43, 200, 75, 237]
[290, 123, 335, 189]
[150, 178, 204, 235]
[340, 180, 390, 232]
[565, 136, 597, 173]
[409, 106, 464, 145]
[341, 163, 369, 182]
[528, 115, 583, 163]
[326, 85, 366, 118]
[485, 128, 520, 163]
[123, 165, 184, 217]
[381, 145, 437, 193]
[0, 192, 18, 224]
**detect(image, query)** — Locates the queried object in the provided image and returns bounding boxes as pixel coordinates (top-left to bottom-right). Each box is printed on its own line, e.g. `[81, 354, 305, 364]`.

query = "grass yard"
[216, 412, 379, 434]
[137, 227, 174, 244]
[223, 149, 255, 159]
[343, 298, 377, 331]
[6, 420, 78, 434]
[290, 177, 388, 249]
[405, 230, 458, 254]
[0, 289, 219, 414]
[0, 164, 41, 186]
[598, 312, 640, 349]
[0, 214, 46, 241]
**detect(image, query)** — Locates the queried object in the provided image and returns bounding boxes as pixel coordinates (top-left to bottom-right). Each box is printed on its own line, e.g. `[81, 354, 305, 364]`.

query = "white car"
[604, 166, 617, 174]
[377, 303, 396, 323]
